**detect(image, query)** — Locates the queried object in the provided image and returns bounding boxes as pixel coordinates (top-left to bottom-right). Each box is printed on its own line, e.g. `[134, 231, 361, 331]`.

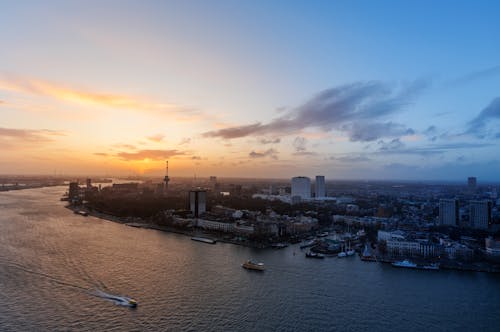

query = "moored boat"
[191, 237, 216, 244]
[300, 240, 316, 249]
[305, 251, 325, 259]
[392, 259, 417, 268]
[242, 260, 265, 271]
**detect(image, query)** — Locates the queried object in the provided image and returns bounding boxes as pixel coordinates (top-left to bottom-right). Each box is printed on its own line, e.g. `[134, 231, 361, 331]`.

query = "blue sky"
[0, 1, 499, 181]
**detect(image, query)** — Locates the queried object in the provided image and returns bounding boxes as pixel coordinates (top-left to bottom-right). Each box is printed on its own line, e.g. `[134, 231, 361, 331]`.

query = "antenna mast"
[164, 160, 170, 191]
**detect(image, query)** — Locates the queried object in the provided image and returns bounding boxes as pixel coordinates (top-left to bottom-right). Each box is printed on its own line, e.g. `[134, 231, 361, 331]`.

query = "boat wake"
[93, 289, 138, 308]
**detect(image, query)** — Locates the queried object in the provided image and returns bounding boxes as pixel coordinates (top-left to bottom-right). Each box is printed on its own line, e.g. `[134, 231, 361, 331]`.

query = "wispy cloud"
[179, 137, 192, 145]
[449, 65, 500, 86]
[147, 134, 165, 142]
[330, 155, 371, 163]
[376, 142, 494, 156]
[259, 138, 281, 144]
[116, 149, 186, 161]
[203, 79, 429, 142]
[249, 148, 278, 159]
[0, 75, 199, 119]
[466, 97, 500, 137]
[0, 127, 65, 147]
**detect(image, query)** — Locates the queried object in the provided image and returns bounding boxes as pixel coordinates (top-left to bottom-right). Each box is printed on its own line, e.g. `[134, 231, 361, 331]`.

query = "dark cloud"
[116, 149, 186, 161]
[146, 134, 165, 142]
[259, 138, 281, 144]
[249, 148, 278, 159]
[467, 97, 500, 137]
[94, 152, 109, 157]
[191, 156, 202, 160]
[378, 138, 405, 152]
[203, 79, 429, 142]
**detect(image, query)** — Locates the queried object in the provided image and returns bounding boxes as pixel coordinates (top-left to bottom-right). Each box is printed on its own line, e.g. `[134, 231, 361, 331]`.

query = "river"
[0, 187, 499, 331]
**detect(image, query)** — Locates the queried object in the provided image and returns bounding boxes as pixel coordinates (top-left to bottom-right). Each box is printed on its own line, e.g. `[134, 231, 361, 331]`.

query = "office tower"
[468, 177, 477, 190]
[439, 199, 459, 226]
[315, 175, 326, 198]
[189, 190, 206, 217]
[291, 176, 311, 200]
[470, 200, 492, 229]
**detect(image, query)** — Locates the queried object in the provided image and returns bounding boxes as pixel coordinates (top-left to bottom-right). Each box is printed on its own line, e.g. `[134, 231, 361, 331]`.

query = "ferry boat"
[305, 251, 325, 259]
[242, 260, 265, 271]
[191, 237, 216, 244]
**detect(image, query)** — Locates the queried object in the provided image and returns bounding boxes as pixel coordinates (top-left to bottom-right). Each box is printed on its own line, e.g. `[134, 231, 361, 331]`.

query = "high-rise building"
[470, 200, 492, 229]
[315, 175, 326, 198]
[189, 190, 206, 217]
[439, 199, 459, 226]
[468, 177, 477, 190]
[291, 176, 311, 200]
[68, 182, 81, 201]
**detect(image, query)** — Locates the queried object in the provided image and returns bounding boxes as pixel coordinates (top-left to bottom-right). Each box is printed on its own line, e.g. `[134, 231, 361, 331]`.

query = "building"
[485, 237, 500, 256]
[189, 189, 206, 217]
[291, 176, 311, 200]
[470, 200, 492, 229]
[315, 175, 326, 198]
[68, 182, 80, 201]
[439, 199, 459, 226]
[468, 176, 477, 190]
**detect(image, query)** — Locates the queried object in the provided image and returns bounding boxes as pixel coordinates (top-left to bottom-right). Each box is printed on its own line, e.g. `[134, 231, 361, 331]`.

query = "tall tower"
[315, 175, 326, 198]
[439, 199, 459, 226]
[163, 160, 170, 192]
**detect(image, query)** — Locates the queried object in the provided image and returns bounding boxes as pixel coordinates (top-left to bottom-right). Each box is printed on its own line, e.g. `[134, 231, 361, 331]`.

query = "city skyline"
[1, 1, 500, 180]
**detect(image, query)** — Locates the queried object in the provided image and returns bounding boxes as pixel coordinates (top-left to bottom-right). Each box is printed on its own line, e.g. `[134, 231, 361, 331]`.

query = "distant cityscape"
[35, 168, 498, 273]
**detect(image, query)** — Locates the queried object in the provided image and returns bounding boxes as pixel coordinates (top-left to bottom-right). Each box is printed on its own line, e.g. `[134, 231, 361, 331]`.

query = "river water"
[0, 187, 499, 331]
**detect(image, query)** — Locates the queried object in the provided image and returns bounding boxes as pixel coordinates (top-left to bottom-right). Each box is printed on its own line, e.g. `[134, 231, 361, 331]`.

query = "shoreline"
[66, 205, 500, 273]
[65, 205, 269, 249]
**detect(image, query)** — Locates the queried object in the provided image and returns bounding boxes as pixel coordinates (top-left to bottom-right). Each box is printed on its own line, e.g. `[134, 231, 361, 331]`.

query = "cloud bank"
[204, 79, 429, 142]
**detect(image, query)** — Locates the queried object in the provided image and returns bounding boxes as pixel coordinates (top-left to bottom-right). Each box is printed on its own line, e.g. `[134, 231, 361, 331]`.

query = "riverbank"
[65, 205, 269, 248]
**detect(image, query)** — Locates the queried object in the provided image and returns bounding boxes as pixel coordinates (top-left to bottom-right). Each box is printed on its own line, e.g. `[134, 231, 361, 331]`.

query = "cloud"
[0, 75, 199, 119]
[259, 138, 281, 144]
[376, 142, 494, 156]
[113, 143, 137, 150]
[116, 149, 186, 161]
[292, 136, 307, 152]
[449, 65, 500, 86]
[330, 155, 371, 162]
[147, 134, 165, 142]
[467, 97, 500, 137]
[203, 79, 428, 142]
[249, 148, 278, 159]
[191, 156, 202, 160]
[378, 138, 405, 152]
[179, 137, 191, 145]
[292, 151, 318, 156]
[0, 127, 64, 145]
[94, 152, 109, 157]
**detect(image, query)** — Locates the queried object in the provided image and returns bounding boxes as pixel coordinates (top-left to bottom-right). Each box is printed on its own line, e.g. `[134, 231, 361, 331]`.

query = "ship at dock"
[392, 259, 439, 270]
[191, 237, 216, 244]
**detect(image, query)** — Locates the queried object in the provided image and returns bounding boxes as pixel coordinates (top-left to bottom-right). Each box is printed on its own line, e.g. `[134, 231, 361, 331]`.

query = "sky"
[1, 0, 500, 181]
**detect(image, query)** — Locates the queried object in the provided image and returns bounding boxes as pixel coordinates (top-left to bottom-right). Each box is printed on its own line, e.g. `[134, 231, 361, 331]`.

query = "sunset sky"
[1, 1, 500, 180]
